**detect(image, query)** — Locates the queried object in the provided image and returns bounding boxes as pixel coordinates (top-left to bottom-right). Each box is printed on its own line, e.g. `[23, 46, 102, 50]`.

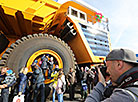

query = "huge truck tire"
[0, 33, 76, 75]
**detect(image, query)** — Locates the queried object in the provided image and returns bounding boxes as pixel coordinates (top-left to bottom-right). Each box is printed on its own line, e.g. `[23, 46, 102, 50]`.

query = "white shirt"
[56, 78, 63, 94]
[56, 74, 66, 94]
[61, 74, 66, 85]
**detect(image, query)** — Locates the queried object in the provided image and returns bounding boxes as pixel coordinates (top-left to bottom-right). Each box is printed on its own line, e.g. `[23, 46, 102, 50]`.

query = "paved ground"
[46, 84, 87, 102]
[48, 92, 83, 102]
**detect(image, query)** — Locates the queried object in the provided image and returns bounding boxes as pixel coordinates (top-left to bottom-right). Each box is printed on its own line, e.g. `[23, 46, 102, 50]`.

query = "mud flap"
[0, 31, 9, 54]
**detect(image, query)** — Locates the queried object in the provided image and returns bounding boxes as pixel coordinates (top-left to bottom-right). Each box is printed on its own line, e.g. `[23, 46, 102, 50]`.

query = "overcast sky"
[57, 0, 138, 53]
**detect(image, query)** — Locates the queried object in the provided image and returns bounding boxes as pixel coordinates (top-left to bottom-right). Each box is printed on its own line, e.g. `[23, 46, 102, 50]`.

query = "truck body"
[0, 0, 111, 84]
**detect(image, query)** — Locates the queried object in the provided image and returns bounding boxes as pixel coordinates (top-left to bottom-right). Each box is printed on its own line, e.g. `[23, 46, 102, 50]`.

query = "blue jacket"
[18, 73, 27, 94]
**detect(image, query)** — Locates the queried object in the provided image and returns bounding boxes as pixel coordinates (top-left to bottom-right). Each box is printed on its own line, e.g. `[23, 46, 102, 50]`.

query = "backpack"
[61, 77, 66, 93]
[81, 80, 87, 91]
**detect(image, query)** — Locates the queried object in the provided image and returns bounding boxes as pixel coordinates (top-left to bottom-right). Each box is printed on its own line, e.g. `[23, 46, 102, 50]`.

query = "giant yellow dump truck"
[0, 0, 111, 84]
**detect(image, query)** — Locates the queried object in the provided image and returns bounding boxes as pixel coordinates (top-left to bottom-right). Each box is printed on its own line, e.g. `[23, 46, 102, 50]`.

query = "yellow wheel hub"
[26, 49, 63, 84]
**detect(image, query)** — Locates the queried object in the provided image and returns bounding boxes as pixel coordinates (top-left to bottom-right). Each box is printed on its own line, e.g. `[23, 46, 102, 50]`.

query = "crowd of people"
[0, 54, 67, 102]
[0, 48, 138, 102]
[0, 54, 97, 102]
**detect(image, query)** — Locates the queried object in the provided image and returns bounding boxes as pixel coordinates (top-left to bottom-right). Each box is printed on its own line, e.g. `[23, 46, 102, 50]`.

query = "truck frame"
[0, 0, 111, 84]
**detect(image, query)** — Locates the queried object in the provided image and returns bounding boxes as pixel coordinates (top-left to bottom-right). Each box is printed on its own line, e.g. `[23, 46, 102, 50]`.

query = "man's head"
[46, 54, 49, 58]
[1, 66, 8, 75]
[22, 67, 28, 75]
[106, 48, 138, 84]
[80, 67, 83, 71]
[31, 60, 38, 67]
[50, 57, 53, 61]
[70, 67, 73, 72]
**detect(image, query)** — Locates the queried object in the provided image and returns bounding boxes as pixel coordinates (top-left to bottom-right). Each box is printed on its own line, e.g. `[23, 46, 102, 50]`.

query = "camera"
[95, 64, 110, 79]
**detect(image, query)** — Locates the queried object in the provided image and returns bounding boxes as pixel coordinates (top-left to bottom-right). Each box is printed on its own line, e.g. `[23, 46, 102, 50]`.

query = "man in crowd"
[31, 62, 45, 102]
[40, 55, 49, 77]
[86, 67, 95, 94]
[85, 48, 138, 102]
[66, 67, 76, 101]
[0, 66, 16, 102]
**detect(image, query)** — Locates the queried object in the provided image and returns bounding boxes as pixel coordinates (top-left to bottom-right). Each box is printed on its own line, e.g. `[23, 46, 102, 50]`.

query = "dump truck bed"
[0, 0, 60, 37]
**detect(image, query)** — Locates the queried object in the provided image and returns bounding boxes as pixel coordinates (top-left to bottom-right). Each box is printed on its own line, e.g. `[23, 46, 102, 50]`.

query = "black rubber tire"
[0, 33, 76, 75]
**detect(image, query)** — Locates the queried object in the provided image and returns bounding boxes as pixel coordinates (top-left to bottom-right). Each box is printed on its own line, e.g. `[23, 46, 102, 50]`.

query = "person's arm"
[86, 84, 135, 102]
[85, 82, 105, 102]
[66, 74, 70, 86]
[34, 66, 41, 75]
[73, 71, 77, 83]
[51, 72, 58, 77]
[7, 79, 16, 87]
[0, 85, 5, 89]
[18, 75, 27, 94]
[61, 75, 66, 85]
[85, 68, 106, 102]
[41, 55, 45, 60]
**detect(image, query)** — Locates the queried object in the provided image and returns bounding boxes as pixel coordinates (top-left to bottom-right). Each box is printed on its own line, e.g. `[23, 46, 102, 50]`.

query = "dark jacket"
[41, 55, 48, 70]
[67, 71, 76, 85]
[32, 65, 45, 87]
[1, 71, 16, 93]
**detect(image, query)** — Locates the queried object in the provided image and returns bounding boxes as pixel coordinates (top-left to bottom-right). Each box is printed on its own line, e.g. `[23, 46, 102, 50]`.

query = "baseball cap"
[31, 59, 38, 66]
[106, 48, 138, 64]
[6, 69, 13, 75]
[34, 60, 38, 63]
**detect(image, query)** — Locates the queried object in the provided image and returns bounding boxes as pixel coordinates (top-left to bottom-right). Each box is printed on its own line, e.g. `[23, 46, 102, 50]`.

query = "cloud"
[111, 18, 131, 47]
[109, 0, 135, 48]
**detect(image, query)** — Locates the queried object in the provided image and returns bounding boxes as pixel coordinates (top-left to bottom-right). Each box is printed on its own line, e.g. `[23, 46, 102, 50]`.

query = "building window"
[71, 9, 78, 17]
[80, 12, 85, 20]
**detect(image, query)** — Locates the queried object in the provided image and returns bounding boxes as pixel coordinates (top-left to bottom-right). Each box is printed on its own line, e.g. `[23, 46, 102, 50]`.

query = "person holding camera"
[85, 48, 138, 102]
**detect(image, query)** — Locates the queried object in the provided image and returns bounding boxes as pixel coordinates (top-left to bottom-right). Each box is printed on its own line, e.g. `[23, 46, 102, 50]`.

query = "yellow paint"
[48, 1, 110, 64]
[0, 0, 110, 67]
[0, 0, 60, 18]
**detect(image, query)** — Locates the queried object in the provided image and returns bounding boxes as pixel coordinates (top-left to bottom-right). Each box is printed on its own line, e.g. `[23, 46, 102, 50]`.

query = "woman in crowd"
[18, 67, 28, 96]
[56, 69, 66, 102]
[51, 65, 59, 102]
